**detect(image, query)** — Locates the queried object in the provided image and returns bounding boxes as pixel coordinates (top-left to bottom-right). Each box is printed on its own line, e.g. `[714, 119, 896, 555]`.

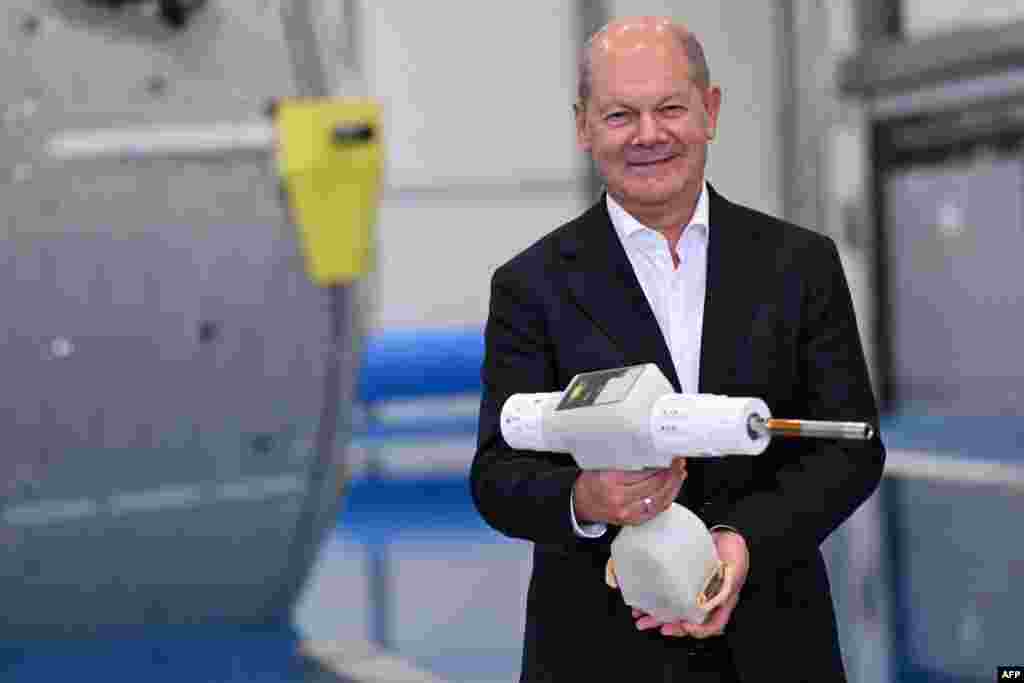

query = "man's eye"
[660, 106, 686, 116]
[605, 112, 629, 125]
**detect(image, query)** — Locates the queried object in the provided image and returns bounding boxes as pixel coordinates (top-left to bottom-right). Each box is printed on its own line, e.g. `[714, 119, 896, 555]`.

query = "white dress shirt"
[571, 183, 710, 538]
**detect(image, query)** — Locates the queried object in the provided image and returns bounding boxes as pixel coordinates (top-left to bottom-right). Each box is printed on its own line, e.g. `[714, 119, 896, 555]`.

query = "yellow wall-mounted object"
[274, 98, 382, 286]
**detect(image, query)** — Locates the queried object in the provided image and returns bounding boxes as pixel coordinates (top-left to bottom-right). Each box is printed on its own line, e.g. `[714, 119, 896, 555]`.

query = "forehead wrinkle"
[591, 52, 695, 107]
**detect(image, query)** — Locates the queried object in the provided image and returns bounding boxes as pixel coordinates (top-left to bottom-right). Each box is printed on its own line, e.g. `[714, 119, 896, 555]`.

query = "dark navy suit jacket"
[470, 185, 886, 682]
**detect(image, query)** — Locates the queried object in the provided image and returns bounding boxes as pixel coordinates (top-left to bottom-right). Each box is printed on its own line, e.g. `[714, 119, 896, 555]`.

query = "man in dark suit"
[470, 16, 885, 682]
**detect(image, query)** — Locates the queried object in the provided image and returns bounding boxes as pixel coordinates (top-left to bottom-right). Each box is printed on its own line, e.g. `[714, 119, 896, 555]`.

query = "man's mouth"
[626, 154, 677, 169]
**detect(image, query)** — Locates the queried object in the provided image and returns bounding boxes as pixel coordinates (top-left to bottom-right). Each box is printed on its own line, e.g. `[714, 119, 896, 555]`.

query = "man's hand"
[633, 529, 749, 638]
[573, 457, 687, 526]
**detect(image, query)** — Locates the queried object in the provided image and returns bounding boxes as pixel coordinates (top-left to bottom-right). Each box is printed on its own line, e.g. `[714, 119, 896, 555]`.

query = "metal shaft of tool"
[747, 415, 874, 440]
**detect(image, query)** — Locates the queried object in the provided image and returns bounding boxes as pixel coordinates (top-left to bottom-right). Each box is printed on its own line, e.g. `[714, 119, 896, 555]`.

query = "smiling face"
[576, 20, 721, 226]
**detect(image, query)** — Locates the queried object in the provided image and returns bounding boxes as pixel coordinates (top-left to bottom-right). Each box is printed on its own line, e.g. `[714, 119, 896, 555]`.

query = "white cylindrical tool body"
[500, 392, 563, 451]
[499, 364, 678, 469]
[544, 364, 674, 469]
[499, 365, 773, 468]
[651, 394, 772, 457]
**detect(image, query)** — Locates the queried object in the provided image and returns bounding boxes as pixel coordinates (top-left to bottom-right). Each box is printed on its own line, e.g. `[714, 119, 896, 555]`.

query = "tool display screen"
[556, 365, 644, 411]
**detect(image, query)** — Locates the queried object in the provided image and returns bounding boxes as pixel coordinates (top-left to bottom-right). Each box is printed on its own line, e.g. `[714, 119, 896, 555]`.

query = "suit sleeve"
[470, 263, 604, 547]
[707, 237, 886, 589]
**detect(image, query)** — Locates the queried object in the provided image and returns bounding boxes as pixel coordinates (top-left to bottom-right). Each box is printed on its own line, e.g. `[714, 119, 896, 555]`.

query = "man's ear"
[703, 85, 722, 141]
[575, 103, 592, 152]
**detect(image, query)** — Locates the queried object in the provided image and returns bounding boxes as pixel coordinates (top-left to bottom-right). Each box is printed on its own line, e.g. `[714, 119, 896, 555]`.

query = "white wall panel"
[370, 194, 588, 330]
[355, 3, 589, 332]
[359, 2, 584, 187]
[604, 2, 784, 218]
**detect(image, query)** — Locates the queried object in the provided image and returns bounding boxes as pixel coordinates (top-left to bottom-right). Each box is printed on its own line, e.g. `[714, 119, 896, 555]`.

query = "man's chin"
[613, 184, 683, 209]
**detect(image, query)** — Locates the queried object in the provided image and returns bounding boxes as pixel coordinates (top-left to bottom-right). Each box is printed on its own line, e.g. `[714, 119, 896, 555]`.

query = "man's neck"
[610, 180, 704, 249]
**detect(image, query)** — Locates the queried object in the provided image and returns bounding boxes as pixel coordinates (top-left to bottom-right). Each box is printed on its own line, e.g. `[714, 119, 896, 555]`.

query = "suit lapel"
[558, 198, 682, 391]
[699, 185, 763, 394]
[695, 186, 766, 503]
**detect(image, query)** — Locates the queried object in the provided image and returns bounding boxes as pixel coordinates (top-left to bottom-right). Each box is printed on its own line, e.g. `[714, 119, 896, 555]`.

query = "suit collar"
[699, 184, 764, 393]
[605, 181, 711, 241]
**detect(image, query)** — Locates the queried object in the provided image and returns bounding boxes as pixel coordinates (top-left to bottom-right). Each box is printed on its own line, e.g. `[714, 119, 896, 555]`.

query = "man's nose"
[633, 112, 666, 145]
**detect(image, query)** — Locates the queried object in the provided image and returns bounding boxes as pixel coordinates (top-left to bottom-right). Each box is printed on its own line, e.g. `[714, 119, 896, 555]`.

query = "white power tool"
[499, 363, 874, 624]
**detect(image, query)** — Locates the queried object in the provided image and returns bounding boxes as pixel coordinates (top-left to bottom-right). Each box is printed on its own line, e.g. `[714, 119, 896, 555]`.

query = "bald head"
[578, 17, 709, 107]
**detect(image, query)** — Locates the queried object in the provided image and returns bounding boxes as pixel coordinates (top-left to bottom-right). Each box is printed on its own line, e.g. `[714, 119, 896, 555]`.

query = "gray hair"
[576, 25, 710, 107]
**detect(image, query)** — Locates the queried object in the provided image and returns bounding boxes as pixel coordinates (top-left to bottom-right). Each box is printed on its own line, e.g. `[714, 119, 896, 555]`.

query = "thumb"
[605, 558, 619, 589]
[698, 562, 732, 612]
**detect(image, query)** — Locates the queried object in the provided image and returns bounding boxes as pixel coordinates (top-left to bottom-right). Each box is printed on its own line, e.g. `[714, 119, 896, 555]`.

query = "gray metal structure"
[838, 9, 1024, 682]
[1, 1, 361, 635]
[883, 149, 1024, 415]
[841, 18, 1024, 97]
[575, 0, 609, 203]
[840, 14, 1024, 415]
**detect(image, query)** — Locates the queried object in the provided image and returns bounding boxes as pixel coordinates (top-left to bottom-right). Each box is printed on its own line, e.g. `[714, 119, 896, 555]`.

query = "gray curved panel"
[1, 160, 358, 634]
[2, 0, 363, 637]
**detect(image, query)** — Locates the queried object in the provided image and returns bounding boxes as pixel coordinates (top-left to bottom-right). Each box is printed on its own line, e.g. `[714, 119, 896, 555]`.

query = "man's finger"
[605, 559, 618, 589]
[660, 621, 688, 637]
[635, 614, 665, 631]
[617, 457, 690, 522]
[609, 469, 664, 486]
[686, 594, 738, 639]
[700, 563, 733, 613]
[618, 470, 674, 501]
[674, 614, 722, 639]
[650, 465, 687, 512]
[684, 608, 730, 639]
[620, 471, 679, 521]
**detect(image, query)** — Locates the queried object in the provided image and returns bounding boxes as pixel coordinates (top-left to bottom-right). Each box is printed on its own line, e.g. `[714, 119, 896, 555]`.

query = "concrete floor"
[293, 447, 533, 683]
